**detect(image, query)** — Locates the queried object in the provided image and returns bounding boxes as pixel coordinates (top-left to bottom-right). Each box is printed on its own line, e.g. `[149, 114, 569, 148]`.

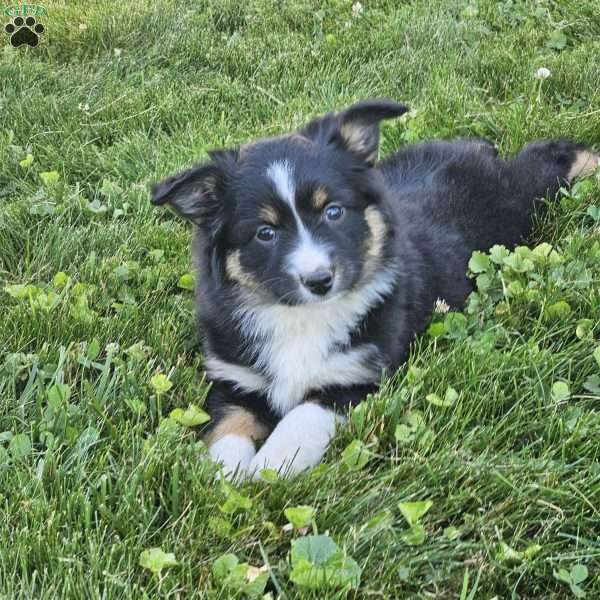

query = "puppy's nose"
[301, 270, 333, 296]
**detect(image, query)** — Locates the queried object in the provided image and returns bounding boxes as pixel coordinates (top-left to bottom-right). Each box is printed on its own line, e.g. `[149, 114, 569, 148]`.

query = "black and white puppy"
[151, 99, 598, 479]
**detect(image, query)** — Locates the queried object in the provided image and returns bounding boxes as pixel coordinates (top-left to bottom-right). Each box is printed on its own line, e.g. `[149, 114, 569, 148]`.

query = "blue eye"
[256, 225, 276, 243]
[324, 204, 344, 221]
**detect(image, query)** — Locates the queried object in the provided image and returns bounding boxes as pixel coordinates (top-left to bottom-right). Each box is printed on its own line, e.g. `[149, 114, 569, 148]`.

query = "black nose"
[301, 270, 333, 296]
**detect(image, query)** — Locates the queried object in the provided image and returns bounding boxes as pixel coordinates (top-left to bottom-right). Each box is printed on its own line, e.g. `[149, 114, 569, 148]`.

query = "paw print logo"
[5, 16, 45, 48]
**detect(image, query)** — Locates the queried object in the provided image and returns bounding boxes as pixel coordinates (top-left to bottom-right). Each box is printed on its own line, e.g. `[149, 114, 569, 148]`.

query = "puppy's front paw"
[209, 434, 256, 481]
[249, 444, 307, 480]
[249, 403, 338, 480]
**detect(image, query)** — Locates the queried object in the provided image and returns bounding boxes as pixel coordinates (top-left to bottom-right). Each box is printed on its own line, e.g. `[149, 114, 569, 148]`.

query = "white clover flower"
[352, 2, 364, 17]
[535, 67, 551, 80]
[434, 298, 450, 313]
[114, 48, 122, 57]
[79, 23, 88, 31]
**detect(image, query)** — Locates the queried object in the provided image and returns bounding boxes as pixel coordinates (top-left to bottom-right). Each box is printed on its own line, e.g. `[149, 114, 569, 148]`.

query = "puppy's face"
[151, 99, 408, 305]
[221, 139, 387, 304]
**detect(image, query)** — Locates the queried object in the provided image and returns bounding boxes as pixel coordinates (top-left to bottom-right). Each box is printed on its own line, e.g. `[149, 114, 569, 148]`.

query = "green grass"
[1, 0, 600, 597]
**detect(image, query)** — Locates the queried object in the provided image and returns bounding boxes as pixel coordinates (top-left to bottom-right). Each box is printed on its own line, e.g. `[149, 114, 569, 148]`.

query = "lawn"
[1, 0, 600, 597]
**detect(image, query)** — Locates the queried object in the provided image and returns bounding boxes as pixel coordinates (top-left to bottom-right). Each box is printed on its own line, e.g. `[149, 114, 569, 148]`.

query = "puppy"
[151, 99, 598, 480]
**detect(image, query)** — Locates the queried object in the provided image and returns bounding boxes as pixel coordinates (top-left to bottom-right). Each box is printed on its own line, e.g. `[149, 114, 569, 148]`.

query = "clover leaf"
[139, 547, 178, 575]
[284, 505, 316, 529]
[289, 535, 361, 590]
[169, 404, 210, 427]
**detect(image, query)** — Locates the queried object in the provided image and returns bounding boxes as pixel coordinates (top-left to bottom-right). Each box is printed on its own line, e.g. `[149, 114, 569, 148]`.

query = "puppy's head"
[151, 99, 408, 305]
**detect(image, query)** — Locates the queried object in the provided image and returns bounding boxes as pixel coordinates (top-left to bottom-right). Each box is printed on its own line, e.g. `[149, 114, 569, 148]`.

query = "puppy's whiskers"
[239, 275, 284, 298]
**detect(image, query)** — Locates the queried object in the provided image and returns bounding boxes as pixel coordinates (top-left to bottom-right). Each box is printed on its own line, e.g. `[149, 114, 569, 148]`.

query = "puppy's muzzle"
[301, 269, 334, 296]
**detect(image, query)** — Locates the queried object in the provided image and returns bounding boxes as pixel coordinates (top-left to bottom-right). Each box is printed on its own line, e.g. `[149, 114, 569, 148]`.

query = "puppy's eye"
[324, 204, 344, 221]
[256, 225, 277, 243]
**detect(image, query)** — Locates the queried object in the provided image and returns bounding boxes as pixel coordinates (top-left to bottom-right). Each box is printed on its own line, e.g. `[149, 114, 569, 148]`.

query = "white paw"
[248, 403, 339, 480]
[249, 443, 308, 479]
[209, 434, 256, 481]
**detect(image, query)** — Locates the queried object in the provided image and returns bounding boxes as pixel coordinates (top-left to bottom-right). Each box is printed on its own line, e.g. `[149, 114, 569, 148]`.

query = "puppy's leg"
[205, 406, 268, 480]
[513, 140, 599, 199]
[249, 402, 340, 480]
[567, 148, 600, 181]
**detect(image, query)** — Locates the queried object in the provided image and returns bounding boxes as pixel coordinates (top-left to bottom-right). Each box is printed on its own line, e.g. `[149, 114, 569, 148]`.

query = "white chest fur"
[230, 268, 396, 415]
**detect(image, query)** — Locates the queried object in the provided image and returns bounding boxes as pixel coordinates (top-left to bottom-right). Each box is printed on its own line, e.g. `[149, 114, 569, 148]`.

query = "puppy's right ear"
[150, 150, 237, 229]
[300, 98, 409, 164]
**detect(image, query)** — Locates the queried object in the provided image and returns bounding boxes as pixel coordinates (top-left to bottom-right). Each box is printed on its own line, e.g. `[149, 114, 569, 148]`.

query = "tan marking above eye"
[259, 205, 280, 225]
[313, 186, 329, 210]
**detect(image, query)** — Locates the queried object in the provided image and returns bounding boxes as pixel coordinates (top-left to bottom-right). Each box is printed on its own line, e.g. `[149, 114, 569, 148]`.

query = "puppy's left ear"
[337, 98, 409, 162]
[302, 98, 409, 163]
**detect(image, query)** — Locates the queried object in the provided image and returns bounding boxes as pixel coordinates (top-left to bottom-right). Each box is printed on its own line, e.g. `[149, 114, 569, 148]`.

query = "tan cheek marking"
[259, 205, 279, 225]
[364, 206, 387, 264]
[204, 407, 269, 446]
[567, 150, 600, 181]
[225, 250, 257, 288]
[313, 186, 329, 210]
